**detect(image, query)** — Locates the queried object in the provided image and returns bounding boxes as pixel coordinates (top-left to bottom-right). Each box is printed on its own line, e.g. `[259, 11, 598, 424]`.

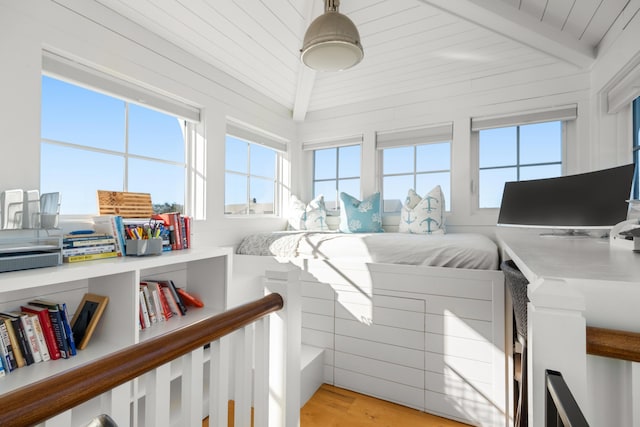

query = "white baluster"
[42, 410, 72, 427]
[101, 383, 131, 427]
[145, 363, 171, 427]
[254, 316, 270, 427]
[181, 346, 204, 427]
[209, 336, 230, 427]
[234, 325, 254, 427]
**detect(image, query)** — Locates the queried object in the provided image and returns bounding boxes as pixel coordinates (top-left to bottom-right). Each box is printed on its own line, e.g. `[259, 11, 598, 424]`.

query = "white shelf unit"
[0, 246, 231, 425]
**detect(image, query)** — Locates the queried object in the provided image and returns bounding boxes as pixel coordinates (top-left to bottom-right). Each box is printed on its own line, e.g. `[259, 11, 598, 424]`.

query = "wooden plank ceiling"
[93, 0, 632, 121]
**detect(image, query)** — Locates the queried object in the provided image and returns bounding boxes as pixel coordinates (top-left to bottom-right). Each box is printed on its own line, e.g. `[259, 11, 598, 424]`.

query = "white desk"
[496, 229, 640, 427]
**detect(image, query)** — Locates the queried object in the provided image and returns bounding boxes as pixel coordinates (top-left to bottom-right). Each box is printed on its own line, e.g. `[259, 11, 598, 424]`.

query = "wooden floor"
[301, 384, 471, 427]
[207, 384, 470, 427]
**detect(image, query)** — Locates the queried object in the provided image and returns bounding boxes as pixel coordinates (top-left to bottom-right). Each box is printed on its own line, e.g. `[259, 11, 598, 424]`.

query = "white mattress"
[236, 231, 499, 270]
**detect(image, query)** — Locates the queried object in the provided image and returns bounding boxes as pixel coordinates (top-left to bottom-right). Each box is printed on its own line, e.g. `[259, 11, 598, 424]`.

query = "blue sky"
[41, 76, 185, 215]
[42, 76, 564, 215]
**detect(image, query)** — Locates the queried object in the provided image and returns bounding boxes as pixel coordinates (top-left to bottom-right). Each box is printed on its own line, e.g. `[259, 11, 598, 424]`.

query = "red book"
[183, 216, 191, 249]
[20, 305, 61, 360]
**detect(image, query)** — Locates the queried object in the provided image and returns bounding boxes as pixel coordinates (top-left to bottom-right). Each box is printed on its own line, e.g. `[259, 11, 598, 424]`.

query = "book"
[161, 287, 180, 318]
[176, 288, 204, 308]
[27, 300, 72, 358]
[26, 313, 50, 361]
[62, 244, 116, 257]
[150, 286, 165, 322]
[93, 215, 126, 256]
[0, 316, 25, 368]
[63, 237, 116, 248]
[158, 279, 187, 315]
[0, 314, 33, 366]
[183, 216, 191, 249]
[17, 312, 43, 363]
[63, 251, 118, 263]
[139, 290, 151, 329]
[21, 304, 61, 360]
[0, 320, 17, 371]
[139, 284, 157, 325]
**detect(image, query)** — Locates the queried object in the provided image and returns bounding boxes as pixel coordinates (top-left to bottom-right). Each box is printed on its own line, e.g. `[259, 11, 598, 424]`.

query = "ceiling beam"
[292, 0, 324, 121]
[292, 67, 316, 121]
[418, 0, 596, 69]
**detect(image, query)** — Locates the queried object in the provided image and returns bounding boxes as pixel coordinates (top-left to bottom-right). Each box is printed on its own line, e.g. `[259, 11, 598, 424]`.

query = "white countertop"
[496, 228, 640, 284]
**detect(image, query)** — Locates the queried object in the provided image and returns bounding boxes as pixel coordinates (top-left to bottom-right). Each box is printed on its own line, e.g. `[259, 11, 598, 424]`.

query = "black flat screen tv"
[497, 164, 635, 230]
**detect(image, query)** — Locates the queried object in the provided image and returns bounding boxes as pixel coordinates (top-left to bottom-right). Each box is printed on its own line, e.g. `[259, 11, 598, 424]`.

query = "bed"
[232, 231, 507, 427]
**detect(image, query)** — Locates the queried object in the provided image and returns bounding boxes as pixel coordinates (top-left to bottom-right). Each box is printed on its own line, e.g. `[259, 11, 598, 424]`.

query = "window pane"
[128, 158, 184, 213]
[41, 144, 124, 215]
[416, 172, 451, 210]
[383, 175, 413, 213]
[250, 177, 275, 214]
[338, 145, 361, 178]
[520, 121, 561, 164]
[129, 104, 184, 162]
[314, 180, 337, 210]
[225, 173, 247, 214]
[479, 127, 517, 168]
[41, 76, 125, 151]
[519, 164, 561, 181]
[416, 142, 450, 172]
[479, 167, 517, 208]
[225, 136, 247, 174]
[383, 146, 413, 175]
[250, 144, 276, 179]
[314, 148, 336, 180]
[338, 178, 360, 200]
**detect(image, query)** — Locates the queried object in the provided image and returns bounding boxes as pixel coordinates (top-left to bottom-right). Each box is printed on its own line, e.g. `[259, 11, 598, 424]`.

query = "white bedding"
[236, 231, 499, 270]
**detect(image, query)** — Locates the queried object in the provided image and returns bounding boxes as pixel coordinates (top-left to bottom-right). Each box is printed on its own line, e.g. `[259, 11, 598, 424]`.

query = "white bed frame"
[231, 254, 508, 427]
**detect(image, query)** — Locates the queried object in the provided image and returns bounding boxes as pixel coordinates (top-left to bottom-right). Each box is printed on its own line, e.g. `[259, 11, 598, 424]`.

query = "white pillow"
[288, 195, 329, 231]
[399, 186, 446, 234]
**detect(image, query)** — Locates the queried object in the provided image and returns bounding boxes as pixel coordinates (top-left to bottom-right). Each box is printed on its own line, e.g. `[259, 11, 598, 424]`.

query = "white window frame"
[41, 51, 202, 218]
[471, 106, 576, 211]
[303, 135, 363, 212]
[376, 123, 453, 214]
[225, 122, 287, 216]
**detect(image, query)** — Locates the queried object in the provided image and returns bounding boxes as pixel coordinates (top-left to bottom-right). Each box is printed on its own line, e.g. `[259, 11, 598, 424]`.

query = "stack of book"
[138, 279, 202, 330]
[62, 232, 118, 263]
[151, 213, 191, 251]
[0, 299, 77, 375]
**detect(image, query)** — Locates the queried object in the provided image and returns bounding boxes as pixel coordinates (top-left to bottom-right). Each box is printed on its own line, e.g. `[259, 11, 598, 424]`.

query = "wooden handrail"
[586, 326, 640, 363]
[0, 293, 284, 427]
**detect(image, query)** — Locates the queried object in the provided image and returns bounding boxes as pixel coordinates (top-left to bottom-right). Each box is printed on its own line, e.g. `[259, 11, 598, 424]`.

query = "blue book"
[28, 299, 75, 357]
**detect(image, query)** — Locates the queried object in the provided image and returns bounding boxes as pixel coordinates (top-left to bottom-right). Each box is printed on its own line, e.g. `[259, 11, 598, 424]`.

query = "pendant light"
[300, 0, 364, 72]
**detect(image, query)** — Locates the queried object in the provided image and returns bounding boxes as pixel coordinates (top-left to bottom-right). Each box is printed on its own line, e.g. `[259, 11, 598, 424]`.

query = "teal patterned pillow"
[339, 192, 383, 233]
[399, 186, 445, 234]
[288, 195, 328, 231]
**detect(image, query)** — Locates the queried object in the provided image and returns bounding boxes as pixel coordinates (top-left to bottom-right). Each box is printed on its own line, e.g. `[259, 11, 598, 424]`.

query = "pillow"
[399, 186, 446, 234]
[288, 195, 329, 231]
[339, 192, 383, 233]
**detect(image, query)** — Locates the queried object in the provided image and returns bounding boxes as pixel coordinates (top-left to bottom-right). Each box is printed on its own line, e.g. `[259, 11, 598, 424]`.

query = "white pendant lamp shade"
[300, 0, 363, 72]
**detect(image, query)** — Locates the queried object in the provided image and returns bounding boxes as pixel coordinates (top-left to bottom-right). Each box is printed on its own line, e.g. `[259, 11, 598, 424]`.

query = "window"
[41, 76, 189, 215]
[478, 122, 562, 208]
[224, 123, 286, 215]
[633, 96, 640, 199]
[312, 145, 361, 210]
[377, 123, 453, 213]
[472, 106, 576, 209]
[381, 143, 451, 213]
